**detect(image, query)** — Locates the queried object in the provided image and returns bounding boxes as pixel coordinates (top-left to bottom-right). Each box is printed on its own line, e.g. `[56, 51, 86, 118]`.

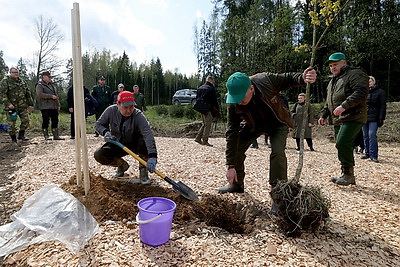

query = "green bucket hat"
[225, 72, 251, 104]
[326, 52, 346, 64]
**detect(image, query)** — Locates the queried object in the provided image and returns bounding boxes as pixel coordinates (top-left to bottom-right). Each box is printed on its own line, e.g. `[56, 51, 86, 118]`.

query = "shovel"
[105, 138, 199, 201]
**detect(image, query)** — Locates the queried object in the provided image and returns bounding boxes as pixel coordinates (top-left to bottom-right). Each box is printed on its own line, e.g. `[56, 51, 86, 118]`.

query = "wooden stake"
[71, 2, 90, 195]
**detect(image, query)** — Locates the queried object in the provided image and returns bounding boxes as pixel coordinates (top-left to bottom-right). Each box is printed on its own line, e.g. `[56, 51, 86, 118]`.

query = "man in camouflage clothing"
[133, 85, 146, 112]
[0, 67, 34, 142]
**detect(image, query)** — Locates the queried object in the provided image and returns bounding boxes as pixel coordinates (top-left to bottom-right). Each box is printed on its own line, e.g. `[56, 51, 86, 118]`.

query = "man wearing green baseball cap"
[318, 52, 368, 186]
[219, 66, 316, 213]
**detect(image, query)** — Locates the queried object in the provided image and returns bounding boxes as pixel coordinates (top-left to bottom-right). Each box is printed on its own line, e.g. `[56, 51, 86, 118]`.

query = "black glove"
[378, 120, 384, 127]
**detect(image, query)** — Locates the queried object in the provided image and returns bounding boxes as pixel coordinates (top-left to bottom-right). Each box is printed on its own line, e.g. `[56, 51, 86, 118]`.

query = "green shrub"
[184, 105, 198, 120]
[168, 105, 185, 118]
[154, 105, 169, 116]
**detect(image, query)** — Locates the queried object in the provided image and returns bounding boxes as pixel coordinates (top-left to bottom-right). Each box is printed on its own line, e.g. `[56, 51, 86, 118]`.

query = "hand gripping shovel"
[105, 138, 199, 201]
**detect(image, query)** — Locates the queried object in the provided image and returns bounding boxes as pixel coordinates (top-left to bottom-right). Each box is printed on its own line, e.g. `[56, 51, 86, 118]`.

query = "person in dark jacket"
[111, 83, 125, 104]
[91, 76, 111, 136]
[218, 68, 316, 213]
[94, 91, 157, 184]
[318, 52, 369, 186]
[36, 70, 64, 140]
[67, 86, 98, 139]
[133, 85, 147, 112]
[291, 93, 314, 151]
[194, 76, 219, 146]
[361, 76, 386, 163]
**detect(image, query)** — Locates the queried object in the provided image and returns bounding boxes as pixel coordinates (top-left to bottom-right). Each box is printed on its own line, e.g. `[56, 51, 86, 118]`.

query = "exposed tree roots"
[270, 181, 330, 237]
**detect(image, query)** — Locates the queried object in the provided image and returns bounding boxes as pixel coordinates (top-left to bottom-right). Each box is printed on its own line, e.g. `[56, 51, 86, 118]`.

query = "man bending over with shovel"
[218, 68, 316, 214]
[94, 91, 157, 184]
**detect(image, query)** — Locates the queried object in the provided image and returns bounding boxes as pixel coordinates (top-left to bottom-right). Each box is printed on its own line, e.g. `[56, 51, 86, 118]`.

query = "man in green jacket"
[92, 76, 111, 136]
[133, 85, 146, 112]
[0, 67, 34, 142]
[318, 52, 368, 186]
[218, 67, 316, 212]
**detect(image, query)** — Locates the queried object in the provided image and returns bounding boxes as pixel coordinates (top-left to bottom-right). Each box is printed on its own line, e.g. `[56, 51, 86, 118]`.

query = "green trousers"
[235, 124, 288, 187]
[334, 122, 364, 167]
[6, 109, 30, 135]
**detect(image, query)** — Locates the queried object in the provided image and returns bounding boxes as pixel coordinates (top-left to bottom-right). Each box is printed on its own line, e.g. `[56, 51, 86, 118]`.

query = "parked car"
[172, 89, 197, 105]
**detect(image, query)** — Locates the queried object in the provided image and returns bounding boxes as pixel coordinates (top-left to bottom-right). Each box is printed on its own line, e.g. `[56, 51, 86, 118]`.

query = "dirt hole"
[62, 173, 267, 235]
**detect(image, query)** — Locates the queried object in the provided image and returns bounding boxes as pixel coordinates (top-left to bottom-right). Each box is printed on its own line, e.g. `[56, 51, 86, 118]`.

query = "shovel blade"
[172, 181, 199, 201]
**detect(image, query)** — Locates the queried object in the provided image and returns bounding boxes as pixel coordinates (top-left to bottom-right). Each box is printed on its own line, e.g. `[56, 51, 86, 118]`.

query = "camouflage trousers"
[6, 109, 30, 135]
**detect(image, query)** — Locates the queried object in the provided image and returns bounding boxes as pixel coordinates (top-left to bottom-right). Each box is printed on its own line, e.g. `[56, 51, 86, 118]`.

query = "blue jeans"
[362, 122, 379, 159]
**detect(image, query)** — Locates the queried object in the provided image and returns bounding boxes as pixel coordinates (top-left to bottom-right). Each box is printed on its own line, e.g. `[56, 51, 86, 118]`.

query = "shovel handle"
[106, 138, 166, 179]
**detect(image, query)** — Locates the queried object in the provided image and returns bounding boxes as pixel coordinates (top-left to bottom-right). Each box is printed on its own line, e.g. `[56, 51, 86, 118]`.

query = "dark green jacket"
[320, 65, 368, 125]
[134, 92, 146, 111]
[91, 84, 112, 109]
[226, 72, 305, 165]
[0, 75, 34, 110]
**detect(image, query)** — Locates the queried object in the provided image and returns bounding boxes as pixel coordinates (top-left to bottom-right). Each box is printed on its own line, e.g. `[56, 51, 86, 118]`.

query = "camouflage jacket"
[0, 75, 34, 111]
[134, 92, 146, 111]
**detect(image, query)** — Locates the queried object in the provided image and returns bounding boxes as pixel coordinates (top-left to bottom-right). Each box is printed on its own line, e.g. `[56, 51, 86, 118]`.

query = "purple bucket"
[137, 197, 176, 247]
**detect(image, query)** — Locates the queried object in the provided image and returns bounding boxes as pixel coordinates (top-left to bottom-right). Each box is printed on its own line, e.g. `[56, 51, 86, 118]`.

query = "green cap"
[327, 52, 346, 64]
[225, 72, 251, 104]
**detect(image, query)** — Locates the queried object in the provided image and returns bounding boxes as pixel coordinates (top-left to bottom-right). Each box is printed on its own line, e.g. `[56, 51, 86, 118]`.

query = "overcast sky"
[0, 0, 214, 75]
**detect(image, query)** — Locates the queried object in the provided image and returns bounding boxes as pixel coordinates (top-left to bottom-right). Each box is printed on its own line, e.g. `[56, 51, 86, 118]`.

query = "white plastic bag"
[0, 184, 100, 256]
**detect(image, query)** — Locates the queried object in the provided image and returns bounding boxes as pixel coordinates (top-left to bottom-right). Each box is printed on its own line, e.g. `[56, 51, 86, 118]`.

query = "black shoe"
[218, 183, 244, 194]
[194, 139, 202, 144]
[94, 132, 99, 137]
[203, 142, 213, 147]
[371, 158, 379, 163]
[310, 147, 315, 151]
[70, 136, 75, 140]
[360, 155, 369, 159]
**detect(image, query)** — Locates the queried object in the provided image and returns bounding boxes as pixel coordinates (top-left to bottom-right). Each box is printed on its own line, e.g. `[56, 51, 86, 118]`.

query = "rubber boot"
[10, 134, 17, 143]
[333, 166, 355, 186]
[139, 165, 151, 185]
[42, 128, 52, 140]
[112, 158, 129, 178]
[17, 130, 29, 141]
[331, 165, 344, 183]
[52, 128, 65, 140]
[218, 174, 244, 194]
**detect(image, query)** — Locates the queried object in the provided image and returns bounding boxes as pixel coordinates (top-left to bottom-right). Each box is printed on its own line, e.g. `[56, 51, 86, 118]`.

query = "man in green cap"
[218, 67, 316, 212]
[318, 52, 368, 186]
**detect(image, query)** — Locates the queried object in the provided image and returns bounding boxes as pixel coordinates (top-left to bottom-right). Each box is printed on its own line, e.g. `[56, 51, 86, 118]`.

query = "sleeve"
[136, 113, 157, 158]
[95, 106, 111, 135]
[225, 104, 241, 165]
[378, 89, 387, 121]
[341, 70, 369, 110]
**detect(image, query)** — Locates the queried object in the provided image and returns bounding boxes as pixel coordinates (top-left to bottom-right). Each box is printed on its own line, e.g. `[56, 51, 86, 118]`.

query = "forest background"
[0, 0, 399, 111]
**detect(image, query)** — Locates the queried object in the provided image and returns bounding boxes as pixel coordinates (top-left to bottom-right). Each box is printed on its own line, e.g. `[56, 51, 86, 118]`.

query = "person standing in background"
[133, 85, 146, 112]
[111, 83, 125, 104]
[361, 76, 386, 163]
[36, 70, 64, 141]
[291, 93, 314, 151]
[0, 67, 34, 142]
[92, 76, 111, 136]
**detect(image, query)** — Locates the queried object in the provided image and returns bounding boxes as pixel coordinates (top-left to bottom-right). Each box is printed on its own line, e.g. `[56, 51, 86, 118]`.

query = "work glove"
[146, 158, 157, 173]
[103, 131, 117, 142]
[378, 120, 384, 127]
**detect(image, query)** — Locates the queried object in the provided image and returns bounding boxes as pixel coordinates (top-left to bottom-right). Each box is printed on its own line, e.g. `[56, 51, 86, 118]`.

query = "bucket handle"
[127, 213, 162, 225]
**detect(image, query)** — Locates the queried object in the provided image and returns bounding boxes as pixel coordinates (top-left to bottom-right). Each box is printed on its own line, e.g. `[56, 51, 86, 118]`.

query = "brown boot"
[218, 174, 244, 194]
[112, 158, 129, 178]
[333, 166, 355, 186]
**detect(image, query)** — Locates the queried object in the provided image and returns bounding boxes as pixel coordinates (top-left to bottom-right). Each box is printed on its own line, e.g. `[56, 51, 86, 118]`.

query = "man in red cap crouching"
[94, 91, 157, 184]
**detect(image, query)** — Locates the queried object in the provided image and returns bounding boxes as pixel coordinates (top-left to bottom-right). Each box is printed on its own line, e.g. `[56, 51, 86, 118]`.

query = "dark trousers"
[236, 125, 288, 187]
[41, 109, 59, 129]
[334, 122, 364, 167]
[295, 138, 313, 149]
[94, 133, 148, 166]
